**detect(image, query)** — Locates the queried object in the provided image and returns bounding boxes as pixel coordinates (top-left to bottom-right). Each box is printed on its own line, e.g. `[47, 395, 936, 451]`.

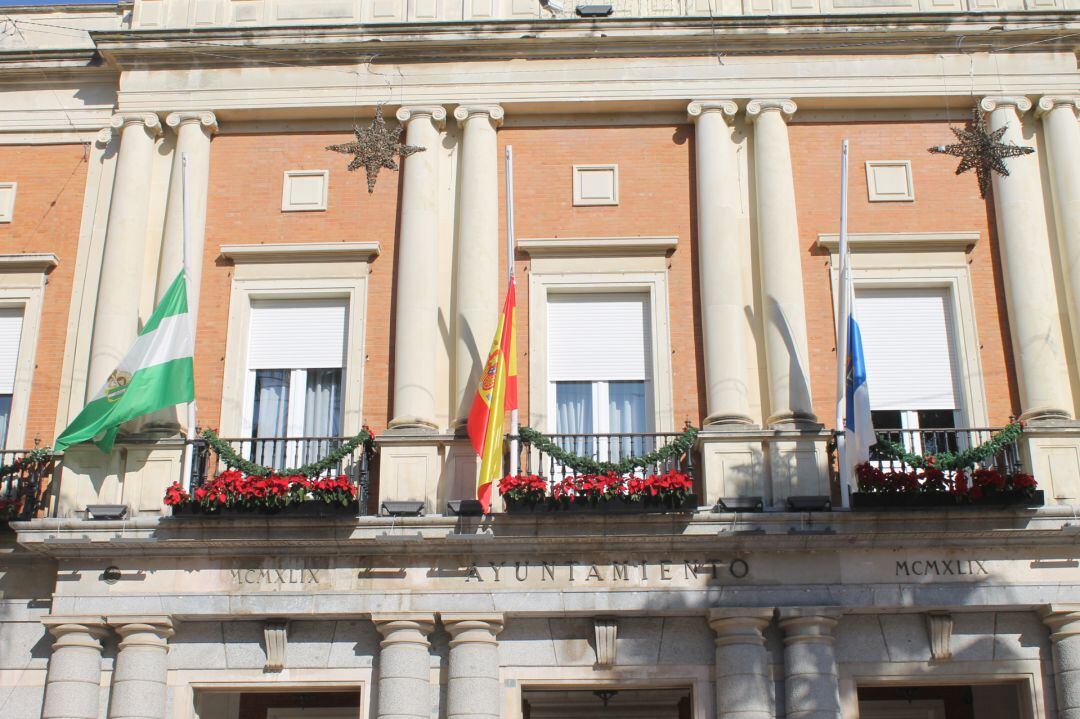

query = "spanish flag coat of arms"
[466, 279, 518, 512]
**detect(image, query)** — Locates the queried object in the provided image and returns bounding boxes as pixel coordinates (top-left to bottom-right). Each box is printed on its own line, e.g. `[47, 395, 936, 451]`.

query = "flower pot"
[170, 499, 360, 517]
[851, 490, 1044, 510]
[504, 494, 698, 514]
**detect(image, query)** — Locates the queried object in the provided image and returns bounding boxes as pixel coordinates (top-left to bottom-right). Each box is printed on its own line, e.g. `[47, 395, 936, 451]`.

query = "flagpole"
[505, 145, 519, 477]
[835, 140, 851, 508]
[181, 152, 197, 491]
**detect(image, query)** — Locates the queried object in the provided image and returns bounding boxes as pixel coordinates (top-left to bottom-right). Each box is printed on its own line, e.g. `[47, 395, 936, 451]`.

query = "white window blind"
[855, 288, 959, 410]
[248, 299, 347, 369]
[0, 308, 23, 394]
[548, 293, 651, 381]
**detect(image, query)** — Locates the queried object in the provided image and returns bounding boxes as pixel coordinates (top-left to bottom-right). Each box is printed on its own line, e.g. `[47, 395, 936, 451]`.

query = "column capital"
[778, 607, 841, 644]
[453, 104, 504, 128]
[107, 615, 175, 646]
[746, 99, 797, 122]
[165, 110, 218, 135]
[397, 105, 448, 128]
[1037, 96, 1080, 118]
[372, 612, 436, 648]
[1042, 604, 1080, 640]
[688, 99, 738, 121]
[442, 612, 504, 646]
[42, 615, 108, 645]
[708, 608, 773, 646]
[97, 112, 162, 144]
[980, 96, 1033, 115]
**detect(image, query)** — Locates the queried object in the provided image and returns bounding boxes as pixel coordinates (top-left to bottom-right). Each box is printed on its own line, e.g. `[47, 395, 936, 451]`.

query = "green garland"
[200, 428, 373, 478]
[516, 425, 698, 476]
[872, 421, 1023, 471]
[0, 447, 53, 480]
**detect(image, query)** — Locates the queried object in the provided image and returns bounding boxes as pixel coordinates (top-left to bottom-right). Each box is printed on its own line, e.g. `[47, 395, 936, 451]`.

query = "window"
[547, 293, 653, 460]
[0, 308, 23, 447]
[856, 288, 962, 456]
[0, 182, 15, 223]
[244, 299, 347, 466]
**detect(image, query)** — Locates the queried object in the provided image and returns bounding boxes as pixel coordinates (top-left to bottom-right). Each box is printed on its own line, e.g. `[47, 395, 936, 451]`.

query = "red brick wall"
[198, 132, 401, 433]
[790, 120, 1019, 427]
[0, 143, 89, 445]
[497, 124, 704, 427]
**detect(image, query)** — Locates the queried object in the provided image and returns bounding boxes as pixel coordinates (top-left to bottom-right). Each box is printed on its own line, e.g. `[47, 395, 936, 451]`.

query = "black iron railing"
[507, 431, 697, 489]
[186, 436, 373, 511]
[0, 449, 55, 522]
[868, 427, 1023, 477]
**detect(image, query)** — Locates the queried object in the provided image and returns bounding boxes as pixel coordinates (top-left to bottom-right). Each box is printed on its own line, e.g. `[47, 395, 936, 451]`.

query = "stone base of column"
[699, 431, 764, 505]
[767, 437, 830, 508]
[1021, 425, 1080, 504]
[56, 441, 185, 518]
[376, 433, 446, 515]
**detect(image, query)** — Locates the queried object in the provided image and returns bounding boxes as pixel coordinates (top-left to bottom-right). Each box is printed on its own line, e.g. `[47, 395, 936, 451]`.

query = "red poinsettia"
[854, 462, 1037, 501]
[164, 470, 356, 512]
[498, 474, 548, 505]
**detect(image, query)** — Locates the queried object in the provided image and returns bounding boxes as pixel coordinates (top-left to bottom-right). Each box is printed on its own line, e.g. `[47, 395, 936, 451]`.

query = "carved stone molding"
[594, 617, 618, 667]
[453, 104, 504, 127]
[687, 99, 738, 121]
[980, 96, 1033, 116]
[263, 619, 288, 672]
[396, 105, 448, 129]
[165, 110, 219, 135]
[1037, 96, 1080, 119]
[96, 112, 162, 145]
[926, 611, 953, 661]
[746, 99, 797, 123]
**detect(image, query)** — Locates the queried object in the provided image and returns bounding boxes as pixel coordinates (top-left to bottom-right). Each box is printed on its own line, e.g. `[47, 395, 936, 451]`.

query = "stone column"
[107, 616, 174, 719]
[373, 613, 436, 719]
[40, 615, 108, 719]
[442, 613, 503, 719]
[158, 112, 217, 308]
[390, 106, 447, 431]
[451, 105, 503, 426]
[709, 608, 775, 719]
[982, 96, 1073, 421]
[1043, 605, 1080, 719]
[778, 608, 842, 719]
[88, 113, 162, 397]
[688, 100, 753, 427]
[746, 100, 816, 428]
[1038, 96, 1080, 374]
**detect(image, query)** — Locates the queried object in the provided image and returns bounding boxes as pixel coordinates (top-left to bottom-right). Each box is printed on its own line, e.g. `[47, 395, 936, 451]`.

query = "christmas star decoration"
[928, 108, 1034, 199]
[326, 105, 424, 193]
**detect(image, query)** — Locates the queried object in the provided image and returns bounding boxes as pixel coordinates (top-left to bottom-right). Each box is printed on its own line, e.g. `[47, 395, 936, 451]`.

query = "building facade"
[1, 0, 1080, 717]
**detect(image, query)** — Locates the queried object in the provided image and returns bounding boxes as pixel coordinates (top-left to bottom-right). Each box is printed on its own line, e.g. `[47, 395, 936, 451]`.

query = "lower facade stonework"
[7, 605, 1069, 719]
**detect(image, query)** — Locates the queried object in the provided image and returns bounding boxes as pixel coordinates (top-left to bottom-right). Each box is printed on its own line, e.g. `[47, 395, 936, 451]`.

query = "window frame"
[820, 232, 989, 428]
[522, 239, 677, 435]
[218, 243, 377, 438]
[0, 254, 54, 450]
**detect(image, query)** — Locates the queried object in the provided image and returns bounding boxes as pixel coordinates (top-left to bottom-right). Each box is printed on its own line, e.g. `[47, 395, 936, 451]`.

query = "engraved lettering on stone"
[229, 566, 322, 586]
[489, 561, 505, 582]
[515, 562, 528, 581]
[659, 560, 672, 580]
[586, 564, 603, 581]
[465, 563, 482, 582]
[896, 559, 990, 577]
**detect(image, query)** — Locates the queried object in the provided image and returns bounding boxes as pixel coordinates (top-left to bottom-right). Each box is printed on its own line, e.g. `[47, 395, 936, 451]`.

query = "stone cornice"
[88, 13, 1080, 69]
[517, 236, 677, 257]
[219, 242, 381, 263]
[0, 253, 59, 272]
[816, 231, 979, 253]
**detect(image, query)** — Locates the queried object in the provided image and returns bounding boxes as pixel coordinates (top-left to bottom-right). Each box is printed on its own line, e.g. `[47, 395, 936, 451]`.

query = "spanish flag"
[467, 278, 518, 512]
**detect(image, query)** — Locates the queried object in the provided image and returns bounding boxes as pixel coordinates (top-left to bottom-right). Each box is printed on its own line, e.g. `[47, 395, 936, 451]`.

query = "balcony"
[0, 449, 55, 523]
[180, 435, 374, 515]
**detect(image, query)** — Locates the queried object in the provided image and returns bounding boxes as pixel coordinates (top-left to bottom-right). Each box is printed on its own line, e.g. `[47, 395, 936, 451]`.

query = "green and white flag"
[55, 271, 195, 453]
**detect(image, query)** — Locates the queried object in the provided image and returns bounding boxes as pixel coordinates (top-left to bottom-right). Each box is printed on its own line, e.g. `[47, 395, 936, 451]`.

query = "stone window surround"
[501, 666, 714, 719]
[838, 657, 1046, 719]
[0, 181, 16, 222]
[183, 678, 369, 719]
[520, 236, 677, 434]
[217, 242, 379, 437]
[817, 231, 989, 428]
[0, 253, 57, 449]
